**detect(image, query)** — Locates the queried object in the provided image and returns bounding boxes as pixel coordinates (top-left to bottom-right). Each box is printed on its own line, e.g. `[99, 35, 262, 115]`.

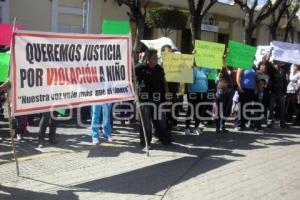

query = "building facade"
[1, 0, 299, 51]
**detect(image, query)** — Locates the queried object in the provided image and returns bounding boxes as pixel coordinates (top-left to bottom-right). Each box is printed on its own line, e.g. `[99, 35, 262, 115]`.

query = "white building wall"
[231, 19, 244, 43]
[201, 31, 215, 42]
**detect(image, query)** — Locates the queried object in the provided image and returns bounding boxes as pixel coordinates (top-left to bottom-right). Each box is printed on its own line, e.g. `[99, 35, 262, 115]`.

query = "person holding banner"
[135, 49, 172, 148]
[91, 103, 113, 145]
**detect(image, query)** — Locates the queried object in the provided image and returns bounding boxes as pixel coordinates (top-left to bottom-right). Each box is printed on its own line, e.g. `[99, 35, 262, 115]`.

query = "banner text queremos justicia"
[25, 43, 122, 64]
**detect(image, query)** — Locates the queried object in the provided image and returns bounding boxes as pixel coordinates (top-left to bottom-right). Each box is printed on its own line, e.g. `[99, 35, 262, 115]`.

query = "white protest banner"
[271, 41, 300, 65]
[254, 45, 271, 66]
[12, 31, 134, 116]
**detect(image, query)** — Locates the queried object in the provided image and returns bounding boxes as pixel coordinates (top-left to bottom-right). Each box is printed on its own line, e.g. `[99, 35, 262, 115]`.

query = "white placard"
[271, 41, 300, 65]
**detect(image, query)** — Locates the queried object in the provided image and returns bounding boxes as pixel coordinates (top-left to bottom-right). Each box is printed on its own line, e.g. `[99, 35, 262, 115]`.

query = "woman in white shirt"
[286, 64, 300, 126]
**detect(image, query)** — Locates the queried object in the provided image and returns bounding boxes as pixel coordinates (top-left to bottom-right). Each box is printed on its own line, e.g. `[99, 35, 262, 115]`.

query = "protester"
[254, 78, 268, 130]
[185, 63, 210, 135]
[255, 61, 272, 128]
[215, 61, 233, 133]
[0, 89, 5, 120]
[286, 64, 300, 126]
[267, 61, 289, 128]
[160, 44, 180, 128]
[236, 67, 257, 131]
[135, 49, 172, 149]
[91, 103, 113, 145]
[0, 81, 28, 140]
[206, 69, 218, 125]
[14, 115, 28, 141]
[0, 81, 9, 120]
[38, 112, 57, 148]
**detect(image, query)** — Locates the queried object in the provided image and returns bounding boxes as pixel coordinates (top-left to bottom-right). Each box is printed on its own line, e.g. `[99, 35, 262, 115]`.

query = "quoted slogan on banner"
[12, 31, 134, 116]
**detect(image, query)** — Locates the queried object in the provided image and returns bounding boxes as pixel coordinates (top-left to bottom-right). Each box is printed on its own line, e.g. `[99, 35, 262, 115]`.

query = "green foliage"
[147, 8, 188, 36]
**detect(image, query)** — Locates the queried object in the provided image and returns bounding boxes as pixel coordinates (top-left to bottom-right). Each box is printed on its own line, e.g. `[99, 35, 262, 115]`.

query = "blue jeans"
[91, 104, 112, 139]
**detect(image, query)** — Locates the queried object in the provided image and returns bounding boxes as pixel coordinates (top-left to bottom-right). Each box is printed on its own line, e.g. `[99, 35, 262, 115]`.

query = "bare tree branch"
[187, 0, 196, 14]
[203, 0, 218, 16]
[286, 4, 300, 25]
[234, 0, 250, 12]
[256, 0, 282, 23]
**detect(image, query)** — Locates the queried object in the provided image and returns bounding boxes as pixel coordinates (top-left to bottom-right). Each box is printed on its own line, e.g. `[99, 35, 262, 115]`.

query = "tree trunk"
[271, 28, 277, 41]
[244, 13, 254, 45]
[133, 17, 145, 52]
[190, 16, 196, 48]
[290, 26, 294, 43]
[245, 27, 255, 45]
[190, 15, 202, 49]
[284, 24, 294, 43]
[270, 25, 277, 41]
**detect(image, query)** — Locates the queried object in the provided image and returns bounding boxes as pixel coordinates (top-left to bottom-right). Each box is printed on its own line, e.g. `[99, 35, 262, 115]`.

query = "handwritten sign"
[226, 40, 256, 69]
[195, 40, 225, 69]
[162, 53, 194, 83]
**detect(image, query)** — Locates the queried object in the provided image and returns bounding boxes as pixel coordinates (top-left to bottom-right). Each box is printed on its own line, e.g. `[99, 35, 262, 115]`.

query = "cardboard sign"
[195, 40, 225, 69]
[226, 40, 256, 69]
[162, 52, 194, 83]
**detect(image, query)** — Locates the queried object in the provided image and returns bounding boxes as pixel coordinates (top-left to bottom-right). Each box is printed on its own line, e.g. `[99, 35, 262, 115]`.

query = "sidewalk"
[0, 118, 300, 200]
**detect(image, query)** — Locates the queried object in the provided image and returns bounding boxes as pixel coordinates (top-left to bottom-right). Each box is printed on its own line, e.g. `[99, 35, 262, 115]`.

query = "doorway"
[218, 33, 229, 46]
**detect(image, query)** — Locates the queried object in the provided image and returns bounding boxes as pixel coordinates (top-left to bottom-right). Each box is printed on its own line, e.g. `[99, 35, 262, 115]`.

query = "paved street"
[0, 114, 300, 200]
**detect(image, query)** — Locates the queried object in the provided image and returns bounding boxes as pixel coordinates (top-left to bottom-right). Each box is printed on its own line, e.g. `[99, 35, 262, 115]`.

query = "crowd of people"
[0, 44, 300, 150]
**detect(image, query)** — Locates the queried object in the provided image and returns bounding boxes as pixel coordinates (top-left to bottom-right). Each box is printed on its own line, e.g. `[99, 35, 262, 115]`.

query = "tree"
[234, 0, 282, 44]
[187, 0, 217, 47]
[147, 8, 188, 37]
[106, 0, 148, 51]
[269, 0, 290, 41]
[283, 2, 299, 42]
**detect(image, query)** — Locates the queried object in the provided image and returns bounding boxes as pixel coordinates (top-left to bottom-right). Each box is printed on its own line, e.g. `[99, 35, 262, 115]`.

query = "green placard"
[56, 109, 66, 116]
[195, 40, 225, 69]
[226, 40, 256, 69]
[0, 53, 10, 82]
[102, 19, 130, 35]
[208, 69, 218, 81]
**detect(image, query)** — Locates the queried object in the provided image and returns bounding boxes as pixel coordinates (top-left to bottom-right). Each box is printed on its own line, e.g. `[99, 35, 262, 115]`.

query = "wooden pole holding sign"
[6, 17, 20, 176]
